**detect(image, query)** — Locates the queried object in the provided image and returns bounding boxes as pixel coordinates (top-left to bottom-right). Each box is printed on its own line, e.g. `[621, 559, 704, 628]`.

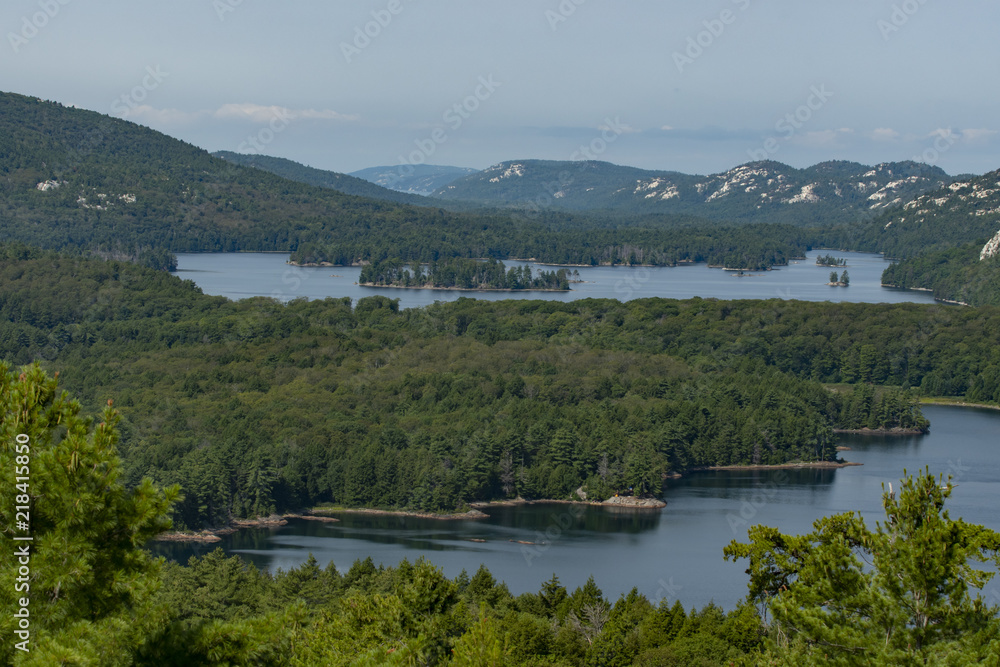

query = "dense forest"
[3, 369, 997, 664]
[1, 92, 812, 272]
[359, 258, 572, 291]
[8, 246, 998, 532]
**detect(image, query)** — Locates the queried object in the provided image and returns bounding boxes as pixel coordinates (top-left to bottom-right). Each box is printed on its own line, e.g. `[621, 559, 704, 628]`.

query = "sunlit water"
[173, 250, 937, 307]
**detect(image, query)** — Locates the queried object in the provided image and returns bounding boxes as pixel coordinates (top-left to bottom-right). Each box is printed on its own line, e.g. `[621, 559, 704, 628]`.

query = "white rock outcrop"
[981, 229, 1000, 261]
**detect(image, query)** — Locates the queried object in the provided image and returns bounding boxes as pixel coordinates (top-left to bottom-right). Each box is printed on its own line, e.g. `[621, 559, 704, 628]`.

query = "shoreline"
[919, 398, 1000, 411]
[694, 460, 862, 472]
[833, 427, 926, 435]
[471, 496, 667, 510]
[311, 507, 489, 520]
[154, 512, 341, 543]
[355, 282, 570, 293]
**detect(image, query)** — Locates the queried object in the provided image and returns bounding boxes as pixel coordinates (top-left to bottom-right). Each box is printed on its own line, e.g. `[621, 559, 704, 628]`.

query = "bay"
[173, 250, 937, 307]
[151, 405, 1000, 611]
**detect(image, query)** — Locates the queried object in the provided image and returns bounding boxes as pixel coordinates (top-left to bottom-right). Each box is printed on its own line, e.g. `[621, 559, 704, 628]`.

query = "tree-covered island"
[359, 257, 572, 291]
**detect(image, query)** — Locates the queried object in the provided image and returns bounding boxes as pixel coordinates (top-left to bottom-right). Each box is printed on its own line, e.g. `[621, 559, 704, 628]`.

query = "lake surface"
[151, 405, 1000, 611]
[173, 250, 937, 307]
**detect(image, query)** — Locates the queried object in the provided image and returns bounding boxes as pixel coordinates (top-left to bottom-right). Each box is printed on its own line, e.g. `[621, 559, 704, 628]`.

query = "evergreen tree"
[725, 469, 1000, 663]
[0, 363, 179, 664]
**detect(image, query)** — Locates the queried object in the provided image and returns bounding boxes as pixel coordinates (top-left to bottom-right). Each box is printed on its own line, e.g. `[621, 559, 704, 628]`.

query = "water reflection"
[150, 406, 1000, 609]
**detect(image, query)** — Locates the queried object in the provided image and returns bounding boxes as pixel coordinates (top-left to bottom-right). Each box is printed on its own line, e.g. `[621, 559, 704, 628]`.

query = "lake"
[151, 405, 1000, 611]
[173, 250, 938, 307]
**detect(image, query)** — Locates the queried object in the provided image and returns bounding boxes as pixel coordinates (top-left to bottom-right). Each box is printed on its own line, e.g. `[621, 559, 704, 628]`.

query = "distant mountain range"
[431, 159, 953, 226]
[213, 152, 433, 206]
[350, 164, 479, 196]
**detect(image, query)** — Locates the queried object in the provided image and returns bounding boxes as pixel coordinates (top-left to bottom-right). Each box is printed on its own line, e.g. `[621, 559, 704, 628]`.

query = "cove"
[150, 405, 1000, 611]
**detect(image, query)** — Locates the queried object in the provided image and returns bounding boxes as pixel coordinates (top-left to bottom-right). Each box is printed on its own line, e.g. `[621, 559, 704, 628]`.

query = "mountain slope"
[433, 159, 953, 226]
[351, 164, 479, 195]
[0, 91, 532, 260]
[212, 151, 433, 206]
[864, 170, 1000, 306]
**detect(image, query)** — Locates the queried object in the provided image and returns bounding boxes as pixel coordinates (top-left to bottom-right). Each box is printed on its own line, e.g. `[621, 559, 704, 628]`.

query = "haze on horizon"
[3, 0, 999, 177]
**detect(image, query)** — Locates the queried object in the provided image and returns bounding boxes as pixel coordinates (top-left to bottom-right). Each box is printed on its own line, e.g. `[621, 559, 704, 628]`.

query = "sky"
[3, 0, 999, 177]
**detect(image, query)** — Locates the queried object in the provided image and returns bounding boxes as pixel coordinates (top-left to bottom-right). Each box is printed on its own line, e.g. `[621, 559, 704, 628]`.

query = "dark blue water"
[173, 250, 937, 307]
[151, 405, 1000, 611]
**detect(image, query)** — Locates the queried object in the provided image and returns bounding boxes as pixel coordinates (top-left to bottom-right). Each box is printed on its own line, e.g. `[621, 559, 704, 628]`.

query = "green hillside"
[212, 151, 434, 206]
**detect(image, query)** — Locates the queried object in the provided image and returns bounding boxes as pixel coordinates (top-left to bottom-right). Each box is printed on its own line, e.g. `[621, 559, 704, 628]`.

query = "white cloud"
[121, 103, 359, 125]
[793, 128, 852, 146]
[213, 103, 358, 122]
[660, 125, 674, 131]
[871, 127, 900, 141]
[125, 105, 203, 125]
[959, 128, 998, 143]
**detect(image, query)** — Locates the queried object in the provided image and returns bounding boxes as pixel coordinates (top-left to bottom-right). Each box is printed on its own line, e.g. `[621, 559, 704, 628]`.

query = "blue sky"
[3, 0, 999, 176]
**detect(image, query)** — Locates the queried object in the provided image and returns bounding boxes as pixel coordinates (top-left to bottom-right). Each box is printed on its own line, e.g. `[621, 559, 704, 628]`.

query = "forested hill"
[0, 91, 531, 257]
[846, 169, 1000, 306]
[0, 92, 807, 269]
[8, 246, 1000, 528]
[212, 151, 434, 206]
[433, 159, 952, 225]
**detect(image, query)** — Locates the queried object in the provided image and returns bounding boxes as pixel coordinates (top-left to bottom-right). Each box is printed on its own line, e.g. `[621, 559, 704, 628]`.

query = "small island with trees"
[359, 257, 573, 291]
[828, 269, 850, 287]
[816, 253, 848, 267]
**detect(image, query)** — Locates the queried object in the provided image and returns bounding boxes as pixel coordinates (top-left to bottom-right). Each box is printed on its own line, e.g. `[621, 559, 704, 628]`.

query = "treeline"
[7, 248, 991, 529]
[883, 244, 1000, 307]
[289, 223, 812, 270]
[140, 548, 763, 665]
[360, 257, 572, 290]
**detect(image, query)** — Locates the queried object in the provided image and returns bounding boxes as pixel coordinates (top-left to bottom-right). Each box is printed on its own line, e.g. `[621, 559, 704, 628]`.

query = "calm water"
[173, 250, 937, 307]
[151, 406, 1000, 610]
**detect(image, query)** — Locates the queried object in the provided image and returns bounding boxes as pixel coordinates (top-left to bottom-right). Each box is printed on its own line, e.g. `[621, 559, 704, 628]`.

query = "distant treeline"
[7, 246, 993, 529]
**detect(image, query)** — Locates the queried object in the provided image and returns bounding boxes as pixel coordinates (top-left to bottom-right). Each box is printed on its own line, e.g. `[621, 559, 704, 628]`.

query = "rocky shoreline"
[154, 512, 341, 543]
[697, 460, 863, 472]
[471, 496, 667, 510]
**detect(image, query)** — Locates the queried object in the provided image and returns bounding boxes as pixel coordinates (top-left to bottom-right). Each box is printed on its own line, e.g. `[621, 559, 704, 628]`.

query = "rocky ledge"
[601, 496, 667, 509]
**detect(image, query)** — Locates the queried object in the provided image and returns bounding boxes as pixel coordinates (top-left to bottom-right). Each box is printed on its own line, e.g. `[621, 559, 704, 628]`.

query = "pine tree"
[0, 363, 180, 664]
[724, 468, 1000, 663]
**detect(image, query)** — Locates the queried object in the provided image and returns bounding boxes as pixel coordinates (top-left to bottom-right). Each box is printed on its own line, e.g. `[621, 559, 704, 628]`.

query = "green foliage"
[360, 257, 571, 291]
[0, 363, 179, 664]
[725, 469, 1000, 664]
[6, 250, 985, 528]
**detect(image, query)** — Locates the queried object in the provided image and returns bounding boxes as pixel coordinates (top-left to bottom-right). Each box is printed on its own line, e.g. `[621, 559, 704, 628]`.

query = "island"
[827, 269, 850, 287]
[816, 253, 848, 267]
[359, 257, 572, 291]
